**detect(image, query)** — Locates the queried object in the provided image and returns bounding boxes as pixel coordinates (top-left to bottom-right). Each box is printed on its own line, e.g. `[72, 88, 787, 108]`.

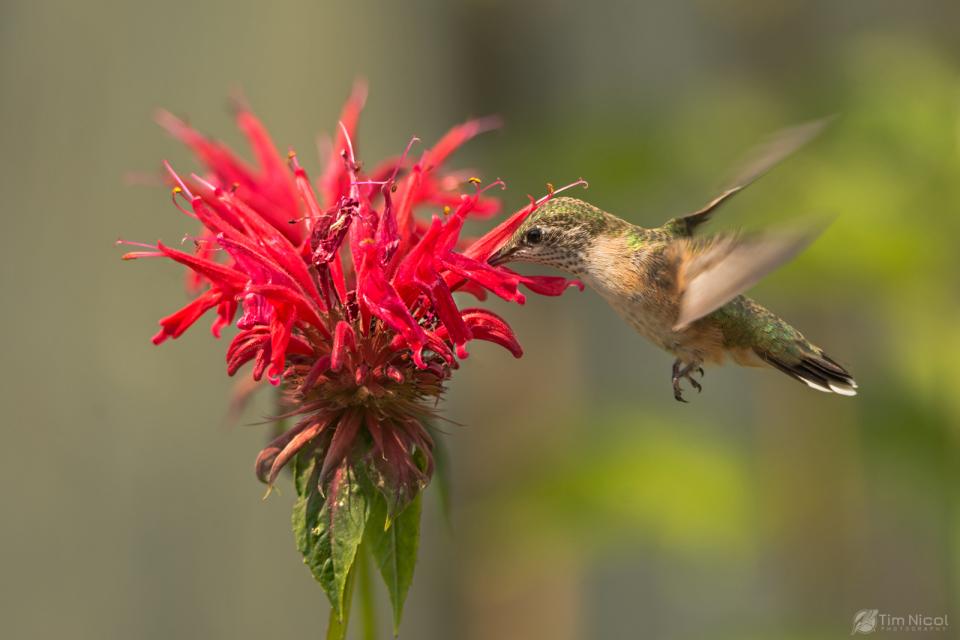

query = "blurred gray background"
[3, 1, 960, 638]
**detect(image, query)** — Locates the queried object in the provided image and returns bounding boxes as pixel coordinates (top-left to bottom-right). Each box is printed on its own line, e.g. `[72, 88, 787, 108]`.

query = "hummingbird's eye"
[525, 228, 543, 245]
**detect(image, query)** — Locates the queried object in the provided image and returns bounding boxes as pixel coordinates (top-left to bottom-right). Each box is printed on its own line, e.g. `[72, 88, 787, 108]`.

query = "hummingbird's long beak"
[487, 245, 517, 267]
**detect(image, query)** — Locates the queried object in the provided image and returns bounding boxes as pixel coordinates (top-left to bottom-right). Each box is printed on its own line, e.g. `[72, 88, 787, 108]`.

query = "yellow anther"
[443, 206, 452, 216]
[468, 176, 482, 185]
[172, 186, 182, 195]
[546, 182, 555, 194]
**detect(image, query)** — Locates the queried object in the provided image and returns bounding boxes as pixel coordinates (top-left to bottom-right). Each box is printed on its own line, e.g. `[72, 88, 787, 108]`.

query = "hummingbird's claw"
[671, 360, 704, 402]
[673, 381, 688, 403]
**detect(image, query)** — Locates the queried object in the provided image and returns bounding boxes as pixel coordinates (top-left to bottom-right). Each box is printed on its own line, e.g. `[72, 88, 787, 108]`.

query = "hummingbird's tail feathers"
[672, 225, 825, 331]
[664, 116, 833, 237]
[758, 350, 858, 396]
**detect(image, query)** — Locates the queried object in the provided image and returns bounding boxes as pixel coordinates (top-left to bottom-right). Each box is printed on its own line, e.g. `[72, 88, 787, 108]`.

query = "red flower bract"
[124, 83, 585, 514]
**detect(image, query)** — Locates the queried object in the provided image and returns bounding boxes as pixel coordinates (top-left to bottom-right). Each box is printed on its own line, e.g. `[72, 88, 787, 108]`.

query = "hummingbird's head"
[488, 197, 611, 274]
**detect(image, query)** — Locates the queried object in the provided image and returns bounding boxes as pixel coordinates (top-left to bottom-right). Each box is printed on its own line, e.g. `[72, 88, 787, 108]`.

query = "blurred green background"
[3, 1, 960, 638]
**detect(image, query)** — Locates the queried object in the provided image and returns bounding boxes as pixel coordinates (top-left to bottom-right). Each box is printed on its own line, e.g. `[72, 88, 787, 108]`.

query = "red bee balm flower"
[122, 83, 585, 634]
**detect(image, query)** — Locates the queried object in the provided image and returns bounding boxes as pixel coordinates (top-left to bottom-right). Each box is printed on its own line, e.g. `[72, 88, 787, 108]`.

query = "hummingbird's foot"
[672, 378, 688, 403]
[671, 360, 705, 402]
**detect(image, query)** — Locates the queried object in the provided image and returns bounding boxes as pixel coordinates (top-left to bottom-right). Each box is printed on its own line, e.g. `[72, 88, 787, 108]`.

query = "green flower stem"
[357, 543, 378, 640]
[326, 556, 357, 640]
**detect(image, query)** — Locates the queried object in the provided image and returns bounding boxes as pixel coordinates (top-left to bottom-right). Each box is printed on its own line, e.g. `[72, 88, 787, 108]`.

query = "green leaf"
[367, 491, 422, 634]
[292, 456, 369, 622]
[291, 456, 324, 571]
[328, 464, 369, 617]
[292, 443, 315, 497]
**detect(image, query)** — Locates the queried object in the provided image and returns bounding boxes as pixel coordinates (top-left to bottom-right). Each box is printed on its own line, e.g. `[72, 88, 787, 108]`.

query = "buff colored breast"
[582, 233, 735, 365]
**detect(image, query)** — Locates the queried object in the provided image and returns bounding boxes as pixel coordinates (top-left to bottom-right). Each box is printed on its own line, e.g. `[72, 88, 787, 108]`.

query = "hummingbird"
[488, 119, 857, 402]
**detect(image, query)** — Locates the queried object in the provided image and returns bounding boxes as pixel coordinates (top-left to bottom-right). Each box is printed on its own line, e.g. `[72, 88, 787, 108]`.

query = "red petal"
[330, 321, 356, 372]
[212, 297, 238, 337]
[267, 304, 296, 382]
[320, 410, 363, 484]
[516, 272, 585, 296]
[301, 354, 332, 391]
[421, 116, 501, 170]
[156, 110, 253, 189]
[441, 253, 525, 303]
[255, 416, 329, 485]
[320, 80, 367, 206]
[247, 283, 327, 335]
[462, 198, 536, 262]
[152, 289, 222, 345]
[427, 277, 471, 347]
[435, 307, 523, 358]
[157, 241, 247, 290]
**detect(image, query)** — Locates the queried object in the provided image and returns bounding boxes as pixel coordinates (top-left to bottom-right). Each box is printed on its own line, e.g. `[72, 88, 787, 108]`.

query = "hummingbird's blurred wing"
[671, 225, 824, 331]
[664, 117, 832, 236]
